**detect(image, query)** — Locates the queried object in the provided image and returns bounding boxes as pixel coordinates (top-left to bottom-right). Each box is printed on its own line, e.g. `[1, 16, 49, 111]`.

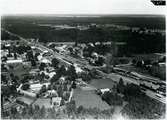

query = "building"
[51, 97, 62, 107]
[47, 90, 58, 97]
[30, 82, 50, 92]
[18, 89, 37, 98]
[6, 59, 23, 64]
[100, 88, 111, 94]
[16, 96, 36, 106]
[40, 58, 51, 64]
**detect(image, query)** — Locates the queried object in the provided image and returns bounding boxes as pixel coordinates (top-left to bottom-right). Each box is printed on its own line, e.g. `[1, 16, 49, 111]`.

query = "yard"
[32, 98, 51, 108]
[8, 62, 31, 80]
[73, 88, 110, 110]
[90, 78, 116, 89]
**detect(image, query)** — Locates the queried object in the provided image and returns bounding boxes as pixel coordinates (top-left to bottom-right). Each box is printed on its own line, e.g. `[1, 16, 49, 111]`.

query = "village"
[1, 15, 166, 118]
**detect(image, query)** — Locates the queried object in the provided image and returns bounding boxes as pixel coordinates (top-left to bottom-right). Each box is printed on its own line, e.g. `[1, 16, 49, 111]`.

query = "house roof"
[52, 97, 62, 103]
[16, 96, 36, 106]
[6, 59, 23, 64]
[41, 58, 51, 64]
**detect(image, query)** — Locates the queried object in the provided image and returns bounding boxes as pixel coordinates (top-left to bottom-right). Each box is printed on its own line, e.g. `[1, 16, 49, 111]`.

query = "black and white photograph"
[0, 0, 166, 119]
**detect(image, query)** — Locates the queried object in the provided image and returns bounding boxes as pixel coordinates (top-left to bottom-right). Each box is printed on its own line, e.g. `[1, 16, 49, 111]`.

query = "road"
[2, 28, 166, 104]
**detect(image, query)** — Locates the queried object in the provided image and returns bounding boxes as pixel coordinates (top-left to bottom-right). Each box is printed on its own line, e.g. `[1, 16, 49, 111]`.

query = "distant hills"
[2, 14, 165, 30]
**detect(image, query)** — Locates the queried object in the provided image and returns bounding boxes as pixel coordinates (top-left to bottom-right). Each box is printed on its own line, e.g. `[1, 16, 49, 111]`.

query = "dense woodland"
[1, 15, 165, 55]
[117, 78, 166, 119]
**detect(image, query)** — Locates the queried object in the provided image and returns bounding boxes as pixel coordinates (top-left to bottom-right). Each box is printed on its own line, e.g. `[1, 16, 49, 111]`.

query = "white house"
[100, 88, 111, 94]
[18, 89, 37, 98]
[52, 97, 62, 107]
[47, 90, 58, 97]
[6, 59, 23, 64]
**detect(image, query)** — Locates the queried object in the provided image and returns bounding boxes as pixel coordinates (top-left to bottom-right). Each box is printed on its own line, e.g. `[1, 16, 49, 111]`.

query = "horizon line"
[2, 13, 165, 17]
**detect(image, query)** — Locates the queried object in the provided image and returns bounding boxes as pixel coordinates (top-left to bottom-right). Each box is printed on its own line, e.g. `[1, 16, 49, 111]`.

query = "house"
[59, 76, 66, 84]
[30, 82, 50, 92]
[47, 90, 58, 97]
[91, 52, 98, 59]
[37, 55, 43, 61]
[6, 59, 23, 64]
[100, 88, 111, 94]
[18, 89, 37, 98]
[74, 63, 83, 73]
[16, 96, 36, 106]
[29, 68, 40, 76]
[51, 97, 62, 107]
[46, 71, 56, 79]
[40, 58, 51, 64]
[30, 83, 43, 92]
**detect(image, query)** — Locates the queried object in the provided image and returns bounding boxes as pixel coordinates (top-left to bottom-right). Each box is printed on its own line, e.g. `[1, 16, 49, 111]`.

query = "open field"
[8, 63, 31, 79]
[32, 98, 51, 108]
[73, 88, 110, 110]
[90, 78, 116, 89]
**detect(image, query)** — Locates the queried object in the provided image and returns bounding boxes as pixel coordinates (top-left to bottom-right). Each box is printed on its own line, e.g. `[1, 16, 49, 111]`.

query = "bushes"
[122, 95, 166, 119]
[3, 103, 115, 119]
[76, 105, 114, 119]
[102, 92, 123, 106]
[40, 85, 47, 93]
[118, 78, 166, 119]
[117, 77, 125, 94]
[21, 84, 30, 90]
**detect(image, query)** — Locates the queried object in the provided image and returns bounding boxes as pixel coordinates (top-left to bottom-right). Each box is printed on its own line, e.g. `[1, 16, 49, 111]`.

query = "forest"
[1, 15, 165, 55]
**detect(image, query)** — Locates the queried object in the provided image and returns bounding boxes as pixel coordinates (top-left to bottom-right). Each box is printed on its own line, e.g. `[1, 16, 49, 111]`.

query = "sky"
[0, 0, 166, 15]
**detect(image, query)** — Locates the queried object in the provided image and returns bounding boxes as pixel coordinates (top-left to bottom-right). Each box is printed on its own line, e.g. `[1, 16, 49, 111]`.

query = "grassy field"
[73, 88, 110, 110]
[90, 78, 116, 89]
[132, 53, 165, 61]
[8, 63, 31, 79]
[32, 98, 51, 108]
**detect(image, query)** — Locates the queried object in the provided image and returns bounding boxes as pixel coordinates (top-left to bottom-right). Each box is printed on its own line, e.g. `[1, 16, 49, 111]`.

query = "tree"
[27, 105, 34, 117]
[34, 53, 40, 61]
[21, 107, 27, 118]
[68, 47, 73, 54]
[63, 84, 68, 91]
[22, 84, 30, 90]
[77, 105, 84, 114]
[66, 100, 76, 116]
[112, 84, 117, 94]
[2, 86, 12, 97]
[122, 92, 166, 119]
[39, 63, 46, 71]
[40, 106, 46, 118]
[14, 52, 17, 59]
[102, 91, 123, 106]
[1, 74, 7, 84]
[2, 56, 8, 62]
[31, 59, 36, 67]
[57, 65, 66, 76]
[117, 77, 125, 94]
[12, 75, 19, 86]
[67, 65, 77, 81]
[71, 81, 76, 89]
[136, 60, 143, 67]
[50, 74, 60, 84]
[95, 56, 105, 66]
[124, 83, 142, 100]
[10, 107, 17, 118]
[10, 85, 17, 95]
[57, 85, 63, 97]
[26, 50, 34, 61]
[132, 59, 136, 65]
[39, 72, 45, 82]
[51, 58, 59, 69]
[39, 85, 47, 94]
[81, 72, 91, 83]
[21, 76, 29, 84]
